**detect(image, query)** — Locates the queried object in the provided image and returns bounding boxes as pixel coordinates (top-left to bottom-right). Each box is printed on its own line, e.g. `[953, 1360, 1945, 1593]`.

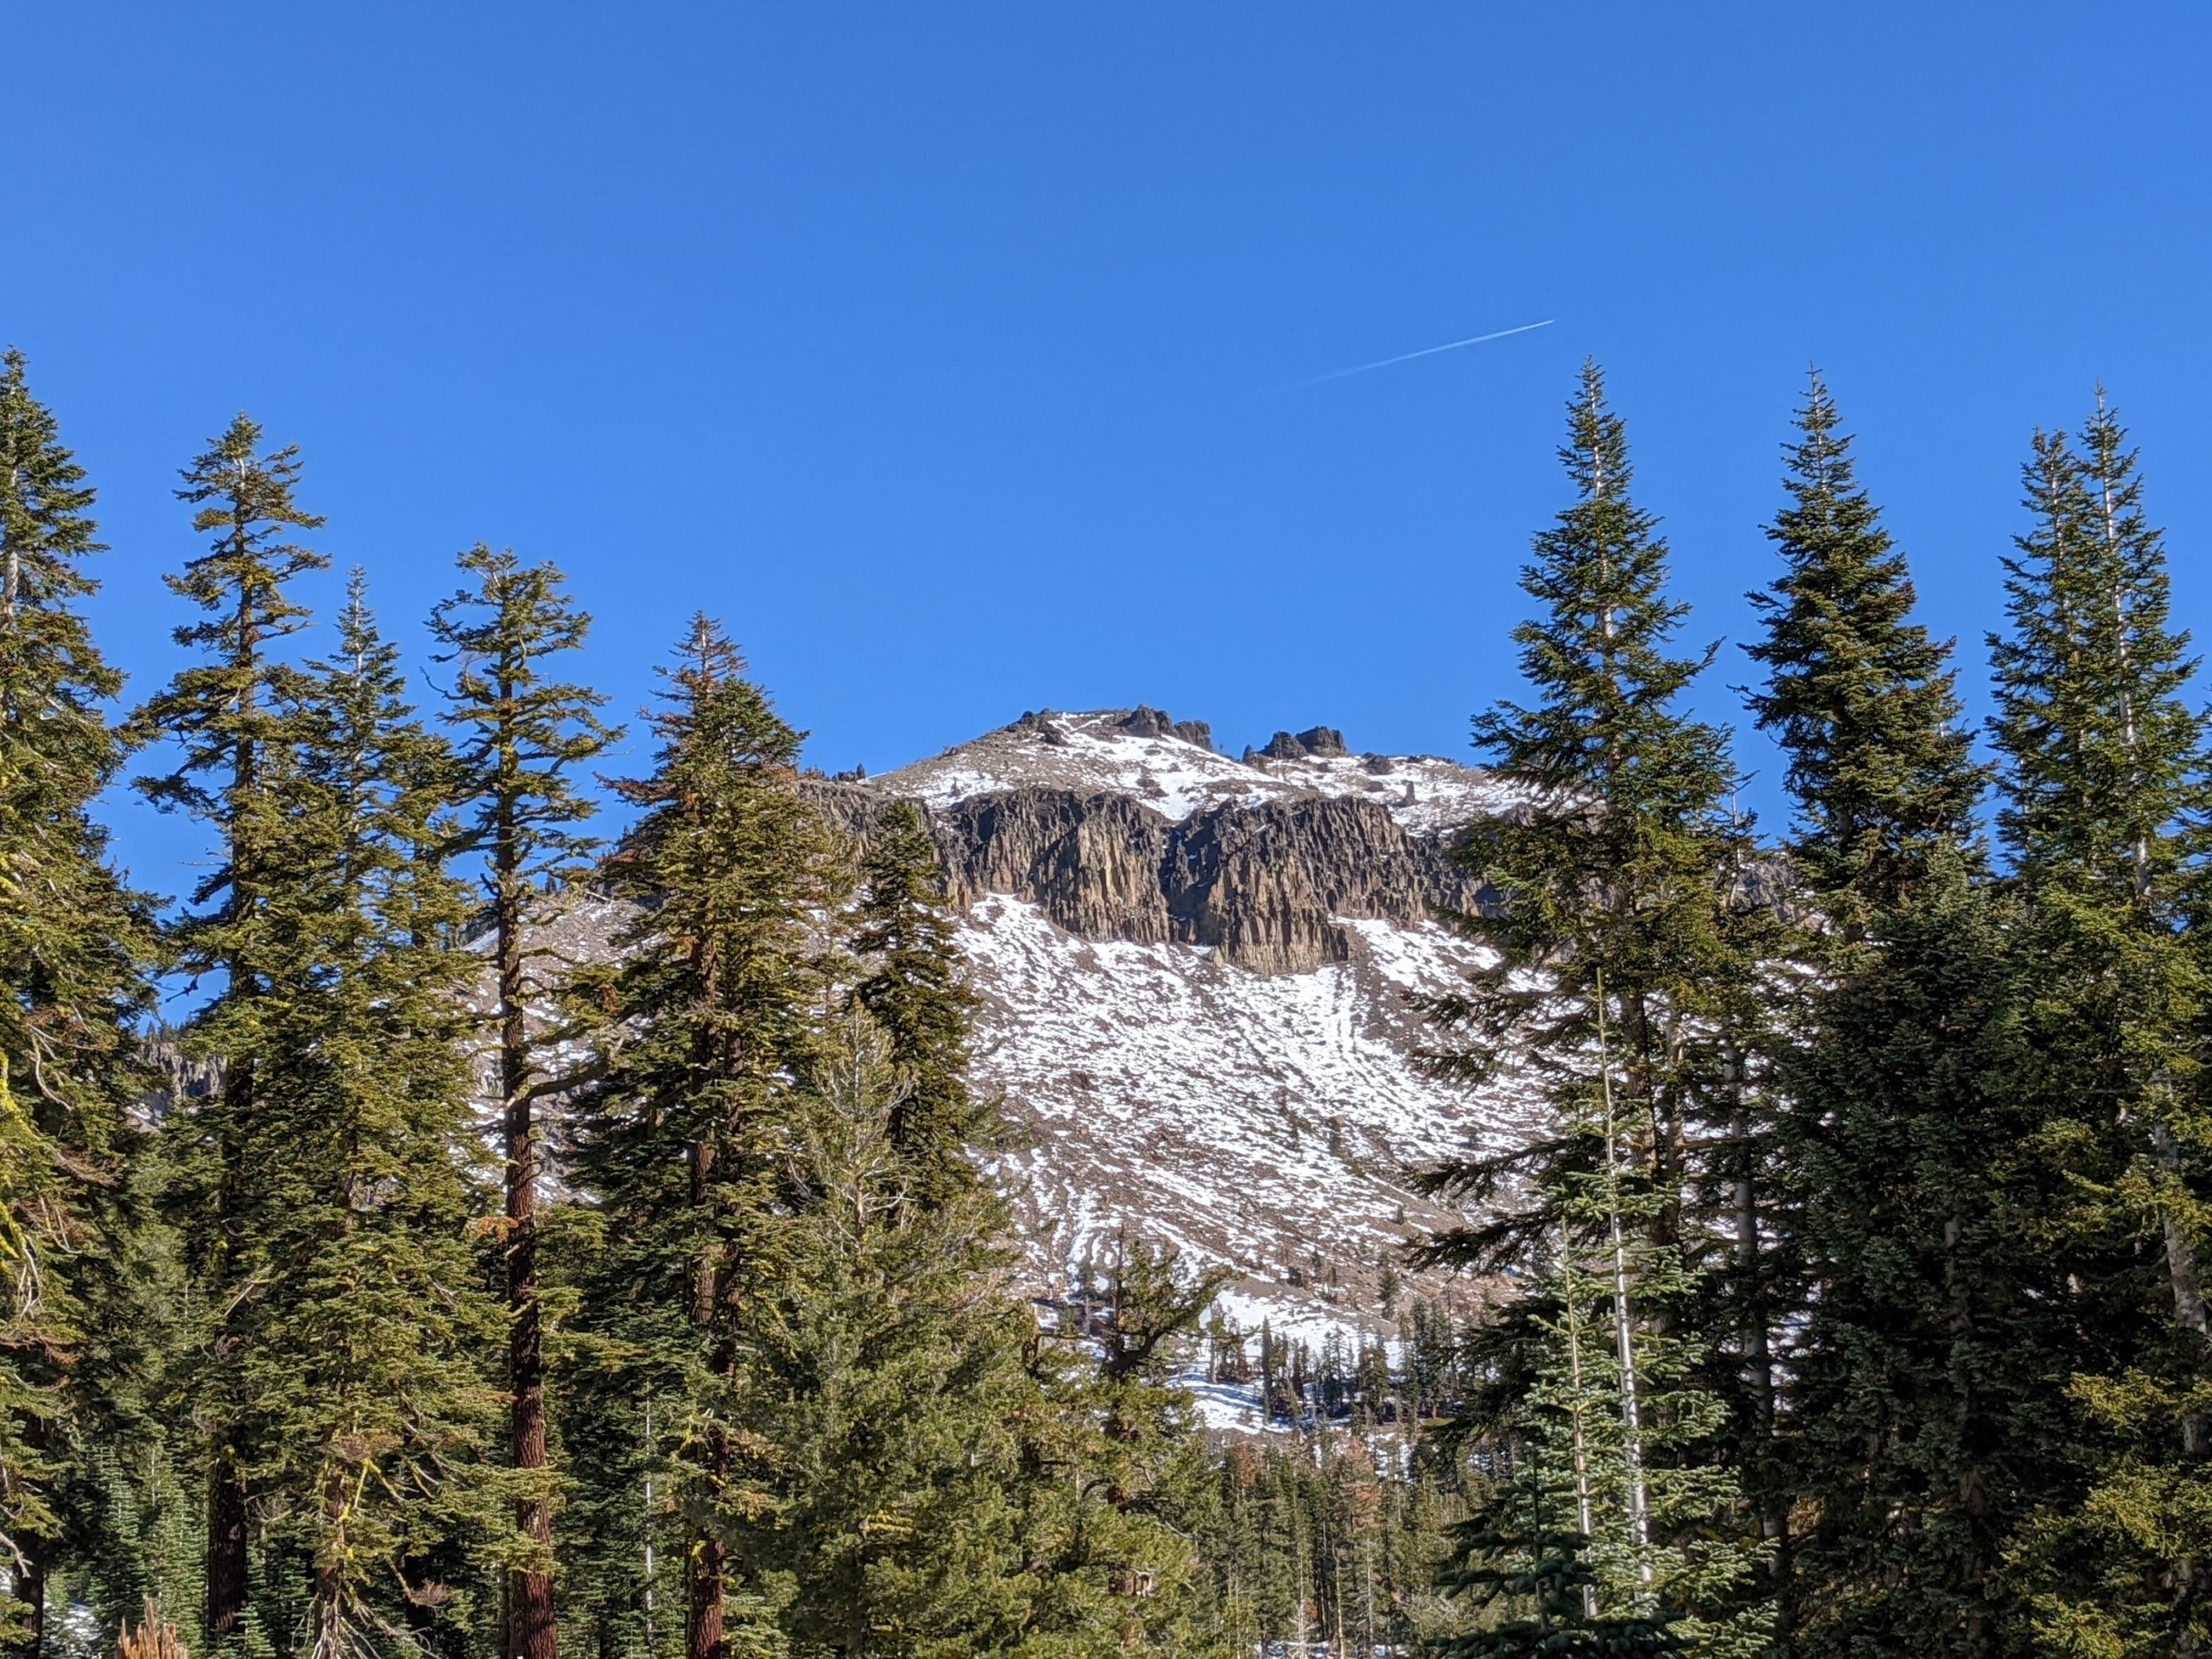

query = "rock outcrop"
[817, 777, 1486, 974]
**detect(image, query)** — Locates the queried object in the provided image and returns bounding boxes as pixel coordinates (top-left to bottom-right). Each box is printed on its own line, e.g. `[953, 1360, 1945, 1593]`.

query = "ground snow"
[957, 893, 1531, 1356]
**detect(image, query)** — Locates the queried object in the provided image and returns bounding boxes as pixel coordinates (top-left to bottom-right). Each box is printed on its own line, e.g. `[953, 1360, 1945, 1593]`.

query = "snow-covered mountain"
[822, 708, 1534, 1386]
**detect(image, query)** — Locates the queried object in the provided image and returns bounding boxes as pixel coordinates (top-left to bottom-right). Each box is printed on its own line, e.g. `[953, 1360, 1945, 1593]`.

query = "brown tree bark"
[207, 1451, 249, 1649]
[499, 837, 557, 1659]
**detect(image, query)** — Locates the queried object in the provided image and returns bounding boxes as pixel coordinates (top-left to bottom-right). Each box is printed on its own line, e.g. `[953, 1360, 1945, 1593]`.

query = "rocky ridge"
[820, 706, 1502, 975]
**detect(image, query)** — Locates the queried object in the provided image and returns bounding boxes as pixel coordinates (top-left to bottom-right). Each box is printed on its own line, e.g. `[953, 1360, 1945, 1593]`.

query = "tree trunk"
[207, 1450, 249, 1649]
[11, 1548, 42, 1659]
[684, 1430, 730, 1659]
[501, 877, 557, 1659]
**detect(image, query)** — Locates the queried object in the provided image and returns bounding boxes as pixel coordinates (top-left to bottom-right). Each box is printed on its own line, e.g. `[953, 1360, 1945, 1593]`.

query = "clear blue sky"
[7, 5, 2210, 895]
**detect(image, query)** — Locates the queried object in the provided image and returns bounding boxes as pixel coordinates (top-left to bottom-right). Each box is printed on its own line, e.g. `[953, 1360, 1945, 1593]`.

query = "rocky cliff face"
[821, 709, 1495, 973]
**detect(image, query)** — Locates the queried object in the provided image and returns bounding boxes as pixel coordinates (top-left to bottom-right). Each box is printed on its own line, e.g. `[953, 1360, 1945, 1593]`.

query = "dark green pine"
[1420, 363, 1775, 1651]
[849, 798, 988, 1205]
[1743, 371, 1983, 930]
[0, 349, 156, 1657]
[128, 413, 329, 1655]
[565, 615, 838, 1659]
[1779, 850, 2059, 1657]
[428, 543, 619, 1659]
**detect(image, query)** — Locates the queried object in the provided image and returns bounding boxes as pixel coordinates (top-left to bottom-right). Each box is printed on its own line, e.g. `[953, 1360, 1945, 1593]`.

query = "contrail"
[1285, 318, 1553, 390]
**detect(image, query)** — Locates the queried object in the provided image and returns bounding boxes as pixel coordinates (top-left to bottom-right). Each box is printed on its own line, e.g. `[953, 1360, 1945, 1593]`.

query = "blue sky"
[7, 5, 2210, 894]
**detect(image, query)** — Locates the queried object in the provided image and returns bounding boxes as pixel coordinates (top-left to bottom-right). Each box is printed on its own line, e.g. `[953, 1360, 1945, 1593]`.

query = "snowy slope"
[957, 894, 1531, 1358]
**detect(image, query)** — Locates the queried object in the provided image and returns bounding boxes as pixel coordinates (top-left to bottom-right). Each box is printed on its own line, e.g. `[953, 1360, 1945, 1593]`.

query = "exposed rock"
[1258, 725, 1348, 761]
[1172, 719, 1215, 752]
[921, 784, 1485, 974]
[1114, 705, 1177, 738]
[935, 788, 1174, 944]
[816, 710, 1496, 972]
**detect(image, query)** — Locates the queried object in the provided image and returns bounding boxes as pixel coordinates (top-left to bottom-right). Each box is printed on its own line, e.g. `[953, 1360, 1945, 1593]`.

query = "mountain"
[815, 707, 1532, 1421]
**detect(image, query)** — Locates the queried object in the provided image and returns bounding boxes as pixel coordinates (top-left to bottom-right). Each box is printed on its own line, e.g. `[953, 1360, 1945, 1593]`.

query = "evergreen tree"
[728, 1011, 1041, 1654]
[1743, 371, 1983, 928]
[130, 414, 328, 1652]
[848, 801, 985, 1207]
[429, 544, 618, 1659]
[1740, 374, 2002, 1649]
[566, 617, 838, 1659]
[0, 349, 155, 1654]
[1988, 399, 2212, 1654]
[232, 577, 506, 1655]
[1776, 853, 2053, 1655]
[1420, 364, 1774, 1654]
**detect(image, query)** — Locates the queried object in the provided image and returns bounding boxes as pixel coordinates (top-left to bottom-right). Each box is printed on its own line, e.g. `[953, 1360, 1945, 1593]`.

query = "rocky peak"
[823, 708, 1501, 973]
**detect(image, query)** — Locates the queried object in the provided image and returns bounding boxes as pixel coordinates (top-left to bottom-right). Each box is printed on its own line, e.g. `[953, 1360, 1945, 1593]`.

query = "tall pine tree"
[1420, 364, 1773, 1653]
[566, 618, 837, 1659]
[1988, 398, 2212, 1654]
[233, 577, 506, 1656]
[0, 349, 155, 1655]
[1740, 374, 2011, 1651]
[429, 543, 618, 1659]
[130, 414, 328, 1652]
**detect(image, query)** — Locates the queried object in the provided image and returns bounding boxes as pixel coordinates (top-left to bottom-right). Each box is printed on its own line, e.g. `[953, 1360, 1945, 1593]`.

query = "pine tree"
[0, 350, 155, 1654]
[1988, 398, 2212, 1654]
[727, 1010, 1042, 1654]
[1420, 364, 1774, 1653]
[1740, 374, 2001, 1648]
[1744, 371, 1983, 928]
[848, 800, 985, 1206]
[428, 544, 618, 1659]
[232, 577, 505, 1655]
[566, 617, 838, 1659]
[1776, 852, 2053, 1655]
[129, 414, 328, 1652]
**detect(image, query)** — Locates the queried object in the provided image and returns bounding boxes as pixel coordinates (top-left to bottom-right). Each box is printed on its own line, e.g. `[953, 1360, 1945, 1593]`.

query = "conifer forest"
[5, 341, 2212, 1659]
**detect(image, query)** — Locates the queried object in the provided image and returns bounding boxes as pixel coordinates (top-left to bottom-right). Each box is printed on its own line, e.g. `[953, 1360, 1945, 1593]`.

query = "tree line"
[1425, 364, 2210, 1656]
[1, 341, 2207, 1658]
[0, 353, 1254, 1659]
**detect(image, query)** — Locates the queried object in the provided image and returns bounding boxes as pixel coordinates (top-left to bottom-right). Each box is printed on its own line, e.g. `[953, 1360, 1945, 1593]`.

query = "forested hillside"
[0, 347, 2206, 1658]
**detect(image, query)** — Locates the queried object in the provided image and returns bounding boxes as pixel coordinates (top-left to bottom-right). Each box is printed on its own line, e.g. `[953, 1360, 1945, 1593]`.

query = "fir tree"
[129, 414, 328, 1652]
[233, 577, 505, 1655]
[1988, 398, 2212, 1654]
[1744, 370, 1983, 928]
[566, 617, 838, 1659]
[1741, 374, 1994, 1644]
[428, 544, 618, 1659]
[1777, 852, 2054, 1655]
[729, 1011, 1041, 1654]
[1420, 365, 1774, 1654]
[848, 800, 985, 1207]
[0, 350, 155, 1654]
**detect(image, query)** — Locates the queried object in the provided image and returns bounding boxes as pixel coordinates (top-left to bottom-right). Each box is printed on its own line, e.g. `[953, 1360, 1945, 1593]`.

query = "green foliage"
[430, 541, 622, 1644]
[0, 349, 156, 1650]
[1988, 397, 2212, 1655]
[849, 801, 985, 1207]
[227, 579, 507, 1654]
[1743, 370, 1983, 929]
[1422, 365, 1774, 1656]
[566, 615, 840, 1656]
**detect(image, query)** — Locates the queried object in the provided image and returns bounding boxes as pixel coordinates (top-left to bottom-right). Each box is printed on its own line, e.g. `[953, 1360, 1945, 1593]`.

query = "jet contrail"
[1285, 318, 1553, 390]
